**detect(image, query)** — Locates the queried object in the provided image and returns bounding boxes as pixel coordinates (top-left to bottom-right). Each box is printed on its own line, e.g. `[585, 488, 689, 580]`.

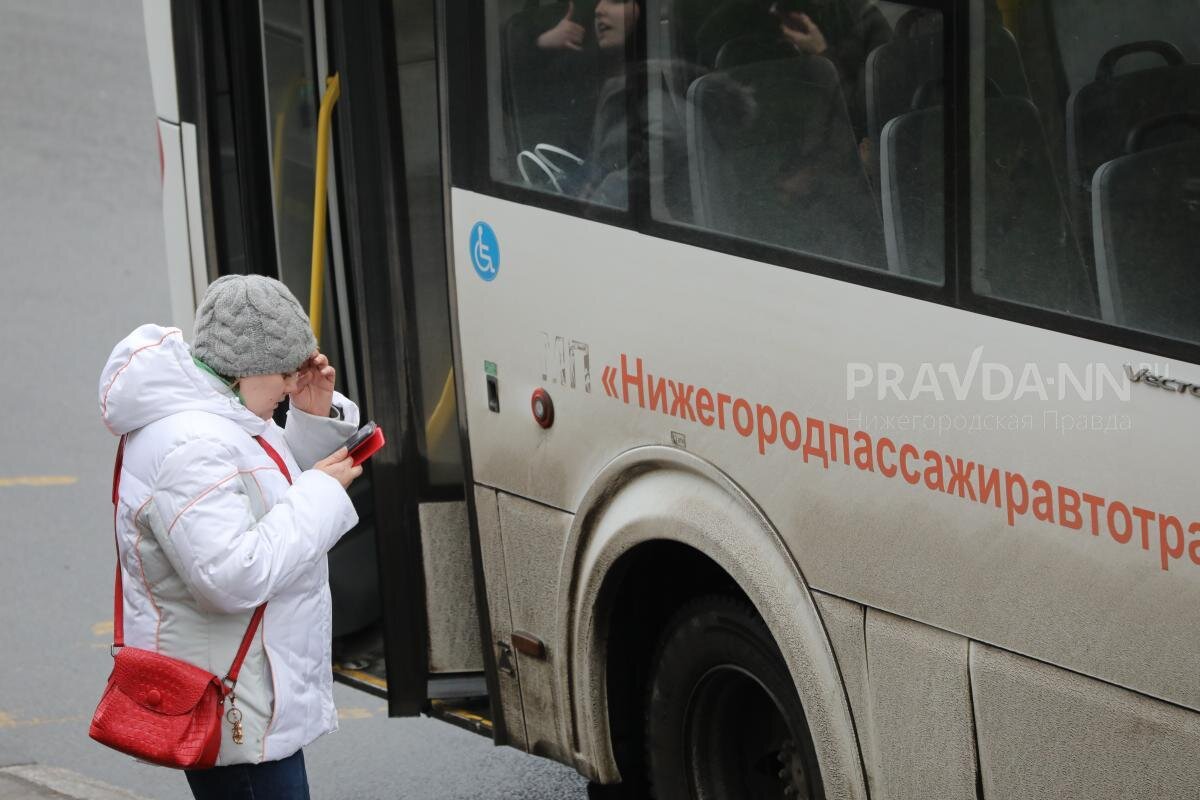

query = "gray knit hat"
[191, 275, 318, 378]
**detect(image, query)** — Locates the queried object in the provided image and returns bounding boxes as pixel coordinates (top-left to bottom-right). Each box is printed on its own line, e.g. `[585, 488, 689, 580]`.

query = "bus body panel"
[972, 643, 1200, 798]
[156, 120, 195, 337]
[179, 122, 208, 308]
[141, 0, 178, 124]
[450, 188, 1200, 714]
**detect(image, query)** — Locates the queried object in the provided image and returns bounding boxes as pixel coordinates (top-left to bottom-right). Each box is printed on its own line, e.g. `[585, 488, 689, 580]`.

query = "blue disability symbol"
[470, 221, 500, 281]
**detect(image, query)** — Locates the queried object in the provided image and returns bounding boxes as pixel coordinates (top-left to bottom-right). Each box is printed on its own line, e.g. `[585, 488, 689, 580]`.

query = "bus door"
[252, 0, 495, 733]
[169, 0, 499, 737]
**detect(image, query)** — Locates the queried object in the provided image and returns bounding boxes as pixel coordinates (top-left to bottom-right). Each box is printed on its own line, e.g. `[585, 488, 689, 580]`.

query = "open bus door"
[163, 0, 501, 739]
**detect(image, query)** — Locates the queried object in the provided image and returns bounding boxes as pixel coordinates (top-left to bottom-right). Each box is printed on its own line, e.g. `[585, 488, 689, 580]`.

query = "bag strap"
[253, 435, 292, 484]
[111, 435, 127, 649]
[110, 433, 293, 684]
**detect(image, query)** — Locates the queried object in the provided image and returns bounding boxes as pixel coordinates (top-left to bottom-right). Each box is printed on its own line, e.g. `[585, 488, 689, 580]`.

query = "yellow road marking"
[91, 620, 114, 637]
[337, 707, 374, 720]
[0, 476, 78, 487]
[0, 711, 85, 729]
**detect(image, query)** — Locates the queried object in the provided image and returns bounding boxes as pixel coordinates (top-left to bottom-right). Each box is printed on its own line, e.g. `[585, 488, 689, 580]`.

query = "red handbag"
[89, 434, 290, 769]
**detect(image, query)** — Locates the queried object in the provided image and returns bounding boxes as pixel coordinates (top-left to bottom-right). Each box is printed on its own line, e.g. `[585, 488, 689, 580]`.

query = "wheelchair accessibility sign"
[470, 221, 500, 282]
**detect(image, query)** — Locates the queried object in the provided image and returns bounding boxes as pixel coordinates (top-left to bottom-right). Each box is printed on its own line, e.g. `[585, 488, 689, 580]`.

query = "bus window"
[260, 0, 351, 380]
[262, 1, 318, 303]
[485, 0, 632, 209]
[973, 0, 1200, 341]
[647, 0, 946, 278]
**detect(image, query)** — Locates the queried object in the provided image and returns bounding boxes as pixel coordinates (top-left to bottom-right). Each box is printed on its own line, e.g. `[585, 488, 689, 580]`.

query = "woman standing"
[98, 275, 363, 799]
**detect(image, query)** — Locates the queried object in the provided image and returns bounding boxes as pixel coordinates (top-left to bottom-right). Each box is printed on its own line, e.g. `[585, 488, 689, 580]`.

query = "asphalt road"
[0, 1, 588, 798]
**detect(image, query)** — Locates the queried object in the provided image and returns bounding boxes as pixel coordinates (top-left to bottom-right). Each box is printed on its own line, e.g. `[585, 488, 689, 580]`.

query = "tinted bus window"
[485, 0, 635, 209]
[975, 0, 1200, 343]
[646, 0, 946, 280]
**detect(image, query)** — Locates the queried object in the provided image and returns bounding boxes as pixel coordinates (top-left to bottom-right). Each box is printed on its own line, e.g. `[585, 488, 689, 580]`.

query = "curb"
[0, 765, 152, 800]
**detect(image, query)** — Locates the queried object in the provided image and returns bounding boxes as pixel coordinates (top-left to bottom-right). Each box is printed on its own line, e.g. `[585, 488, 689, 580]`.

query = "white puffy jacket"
[98, 324, 360, 765]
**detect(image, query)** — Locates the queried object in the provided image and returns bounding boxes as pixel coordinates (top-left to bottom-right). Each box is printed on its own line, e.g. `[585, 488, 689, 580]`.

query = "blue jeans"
[185, 748, 310, 800]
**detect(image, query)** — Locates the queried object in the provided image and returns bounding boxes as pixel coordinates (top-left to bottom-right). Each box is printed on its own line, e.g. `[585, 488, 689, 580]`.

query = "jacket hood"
[99, 324, 268, 436]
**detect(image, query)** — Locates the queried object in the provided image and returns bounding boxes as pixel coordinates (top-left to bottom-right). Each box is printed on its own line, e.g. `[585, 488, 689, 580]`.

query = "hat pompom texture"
[192, 275, 318, 378]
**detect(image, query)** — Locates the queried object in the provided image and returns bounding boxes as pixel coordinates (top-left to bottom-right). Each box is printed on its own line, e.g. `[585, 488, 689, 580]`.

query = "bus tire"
[644, 595, 824, 800]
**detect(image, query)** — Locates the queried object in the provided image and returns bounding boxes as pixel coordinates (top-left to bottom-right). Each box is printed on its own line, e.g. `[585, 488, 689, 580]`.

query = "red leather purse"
[89, 434, 290, 769]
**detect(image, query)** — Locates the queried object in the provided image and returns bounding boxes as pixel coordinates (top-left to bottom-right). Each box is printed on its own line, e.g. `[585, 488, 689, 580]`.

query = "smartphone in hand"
[338, 421, 386, 466]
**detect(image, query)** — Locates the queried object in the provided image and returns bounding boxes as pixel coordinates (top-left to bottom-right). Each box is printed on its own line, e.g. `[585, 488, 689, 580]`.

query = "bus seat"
[865, 12, 1029, 164]
[686, 55, 885, 268]
[1046, 0, 1200, 96]
[500, 2, 599, 164]
[713, 34, 797, 72]
[865, 16, 941, 161]
[879, 106, 941, 283]
[883, 96, 1096, 313]
[1092, 139, 1200, 341]
[1065, 41, 1200, 194]
[692, 0, 780, 70]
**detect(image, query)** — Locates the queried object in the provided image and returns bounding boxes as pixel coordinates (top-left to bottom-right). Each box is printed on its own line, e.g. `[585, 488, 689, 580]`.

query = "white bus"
[143, 0, 1199, 797]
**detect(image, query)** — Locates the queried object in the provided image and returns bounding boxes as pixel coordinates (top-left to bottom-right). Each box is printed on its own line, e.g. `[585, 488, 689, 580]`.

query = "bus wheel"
[644, 595, 824, 800]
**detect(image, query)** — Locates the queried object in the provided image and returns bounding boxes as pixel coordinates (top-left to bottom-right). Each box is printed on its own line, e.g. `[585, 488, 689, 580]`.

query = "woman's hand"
[314, 448, 362, 490]
[537, 2, 584, 51]
[778, 10, 827, 55]
[291, 351, 336, 418]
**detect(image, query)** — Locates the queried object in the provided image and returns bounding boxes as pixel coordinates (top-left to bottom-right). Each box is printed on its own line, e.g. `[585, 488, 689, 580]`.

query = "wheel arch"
[555, 445, 867, 800]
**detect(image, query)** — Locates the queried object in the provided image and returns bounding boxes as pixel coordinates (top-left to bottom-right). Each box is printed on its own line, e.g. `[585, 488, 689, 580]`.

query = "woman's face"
[238, 371, 301, 420]
[594, 0, 638, 49]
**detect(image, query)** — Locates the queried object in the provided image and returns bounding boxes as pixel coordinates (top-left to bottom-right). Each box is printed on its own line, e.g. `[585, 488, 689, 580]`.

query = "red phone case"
[349, 425, 385, 466]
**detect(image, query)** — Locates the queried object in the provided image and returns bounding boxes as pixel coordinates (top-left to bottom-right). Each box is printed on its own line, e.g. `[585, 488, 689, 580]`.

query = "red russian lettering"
[922, 450, 944, 492]
[978, 466, 1000, 507]
[1189, 522, 1200, 566]
[695, 388, 715, 427]
[898, 444, 920, 485]
[1081, 493, 1105, 535]
[1107, 501, 1133, 544]
[756, 404, 778, 455]
[902, 441, 916, 484]
[1030, 480, 1055, 523]
[620, 354, 645, 407]
[732, 399, 754, 437]
[1158, 514, 1184, 571]
[804, 419, 830, 468]
[780, 412, 802, 451]
[945, 458, 977, 500]
[828, 425, 850, 465]
[716, 393, 732, 431]
[669, 380, 697, 421]
[1132, 506, 1155, 550]
[647, 375, 668, 413]
[852, 431, 874, 472]
[1058, 486, 1082, 531]
[877, 437, 897, 478]
[1004, 472, 1028, 527]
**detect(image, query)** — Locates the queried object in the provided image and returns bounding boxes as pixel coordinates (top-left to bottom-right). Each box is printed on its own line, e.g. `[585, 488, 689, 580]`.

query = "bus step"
[428, 698, 493, 737]
[332, 663, 388, 699]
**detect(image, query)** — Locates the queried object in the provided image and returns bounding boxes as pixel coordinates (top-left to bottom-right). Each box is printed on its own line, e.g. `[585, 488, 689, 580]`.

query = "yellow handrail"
[309, 73, 341, 340]
[425, 368, 456, 447]
[271, 77, 306, 192]
[303, 71, 455, 448]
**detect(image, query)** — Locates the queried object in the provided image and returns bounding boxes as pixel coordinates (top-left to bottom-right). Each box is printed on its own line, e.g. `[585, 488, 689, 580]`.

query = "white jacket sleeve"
[149, 436, 359, 613]
[283, 390, 361, 470]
